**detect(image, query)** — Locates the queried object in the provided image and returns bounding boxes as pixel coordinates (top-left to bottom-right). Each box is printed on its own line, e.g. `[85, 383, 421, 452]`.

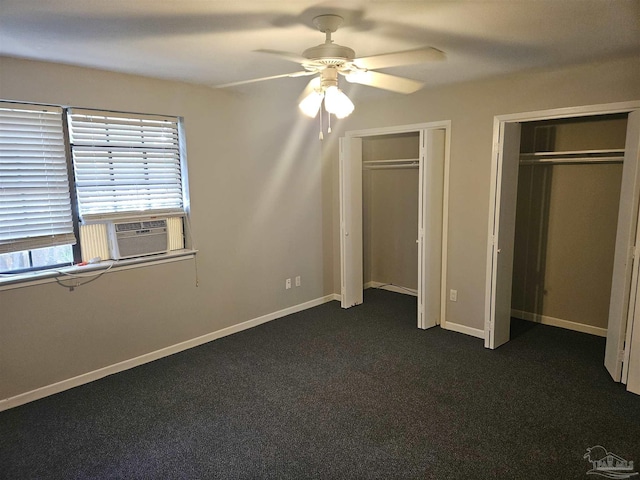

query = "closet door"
[486, 122, 522, 349]
[418, 129, 445, 329]
[606, 110, 640, 382]
[339, 136, 363, 308]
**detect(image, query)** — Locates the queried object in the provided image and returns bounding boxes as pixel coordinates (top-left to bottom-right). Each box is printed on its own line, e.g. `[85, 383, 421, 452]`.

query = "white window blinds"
[0, 102, 76, 254]
[68, 109, 184, 221]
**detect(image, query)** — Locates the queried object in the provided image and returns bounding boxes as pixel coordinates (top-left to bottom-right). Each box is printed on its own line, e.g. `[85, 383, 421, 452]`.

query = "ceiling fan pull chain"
[319, 101, 324, 140]
[328, 112, 332, 134]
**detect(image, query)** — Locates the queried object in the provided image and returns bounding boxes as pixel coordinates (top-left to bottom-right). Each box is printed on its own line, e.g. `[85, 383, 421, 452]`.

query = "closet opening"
[339, 122, 450, 330]
[486, 100, 640, 393]
[363, 132, 420, 299]
[512, 113, 628, 338]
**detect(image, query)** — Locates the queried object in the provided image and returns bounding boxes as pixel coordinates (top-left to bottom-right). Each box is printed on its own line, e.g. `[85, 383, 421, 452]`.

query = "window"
[68, 109, 184, 220]
[0, 102, 76, 272]
[0, 102, 189, 276]
[0, 245, 74, 273]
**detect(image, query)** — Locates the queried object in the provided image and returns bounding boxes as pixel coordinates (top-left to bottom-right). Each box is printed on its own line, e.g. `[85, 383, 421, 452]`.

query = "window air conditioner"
[107, 219, 168, 260]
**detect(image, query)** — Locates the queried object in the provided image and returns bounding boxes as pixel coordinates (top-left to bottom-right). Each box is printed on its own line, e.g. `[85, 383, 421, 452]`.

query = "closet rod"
[362, 159, 419, 170]
[364, 164, 419, 170]
[519, 156, 624, 166]
[521, 148, 625, 158]
[362, 158, 419, 165]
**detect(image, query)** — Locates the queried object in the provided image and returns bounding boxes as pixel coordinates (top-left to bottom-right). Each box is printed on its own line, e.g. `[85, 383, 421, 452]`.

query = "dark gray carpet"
[1, 289, 639, 479]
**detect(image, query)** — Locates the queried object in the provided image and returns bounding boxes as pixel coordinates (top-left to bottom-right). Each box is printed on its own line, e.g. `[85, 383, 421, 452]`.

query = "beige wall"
[552, 117, 628, 152]
[512, 163, 623, 328]
[328, 55, 640, 332]
[0, 56, 329, 401]
[362, 133, 419, 160]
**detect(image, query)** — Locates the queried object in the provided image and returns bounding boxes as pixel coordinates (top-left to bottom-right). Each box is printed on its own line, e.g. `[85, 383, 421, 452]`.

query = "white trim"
[365, 281, 418, 297]
[493, 101, 640, 124]
[511, 309, 608, 337]
[441, 122, 452, 328]
[0, 294, 338, 412]
[0, 249, 197, 291]
[346, 121, 451, 138]
[418, 129, 426, 327]
[441, 321, 484, 339]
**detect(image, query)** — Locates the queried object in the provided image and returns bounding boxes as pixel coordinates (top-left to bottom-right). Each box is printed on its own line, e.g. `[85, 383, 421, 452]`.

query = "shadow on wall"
[512, 124, 554, 318]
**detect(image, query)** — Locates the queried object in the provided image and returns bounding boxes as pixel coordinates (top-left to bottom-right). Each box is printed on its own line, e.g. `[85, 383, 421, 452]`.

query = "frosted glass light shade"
[324, 86, 354, 119]
[298, 91, 323, 118]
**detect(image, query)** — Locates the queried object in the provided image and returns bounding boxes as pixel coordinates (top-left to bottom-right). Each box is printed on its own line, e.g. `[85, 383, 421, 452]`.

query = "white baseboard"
[511, 309, 607, 337]
[365, 281, 418, 297]
[441, 320, 484, 339]
[0, 294, 338, 412]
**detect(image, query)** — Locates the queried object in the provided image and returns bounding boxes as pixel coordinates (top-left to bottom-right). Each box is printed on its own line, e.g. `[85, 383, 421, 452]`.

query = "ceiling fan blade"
[353, 47, 445, 70]
[345, 71, 424, 94]
[255, 49, 309, 64]
[214, 71, 314, 88]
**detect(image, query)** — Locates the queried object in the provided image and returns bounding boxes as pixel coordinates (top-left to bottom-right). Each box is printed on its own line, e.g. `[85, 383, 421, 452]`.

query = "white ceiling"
[1, 0, 639, 97]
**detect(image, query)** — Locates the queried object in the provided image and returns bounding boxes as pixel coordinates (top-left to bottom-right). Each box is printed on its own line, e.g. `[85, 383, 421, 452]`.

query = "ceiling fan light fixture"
[299, 90, 324, 118]
[324, 85, 354, 119]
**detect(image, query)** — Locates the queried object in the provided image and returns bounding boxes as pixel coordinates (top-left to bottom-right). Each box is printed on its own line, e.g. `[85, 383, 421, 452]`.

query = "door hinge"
[618, 349, 626, 362]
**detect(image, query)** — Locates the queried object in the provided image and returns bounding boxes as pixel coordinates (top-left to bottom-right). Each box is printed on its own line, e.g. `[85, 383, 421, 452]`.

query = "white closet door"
[339, 136, 363, 308]
[606, 110, 640, 382]
[487, 122, 522, 349]
[418, 129, 445, 329]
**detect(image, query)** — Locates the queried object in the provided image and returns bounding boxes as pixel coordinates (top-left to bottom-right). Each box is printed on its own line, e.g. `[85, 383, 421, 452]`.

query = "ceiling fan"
[216, 13, 445, 128]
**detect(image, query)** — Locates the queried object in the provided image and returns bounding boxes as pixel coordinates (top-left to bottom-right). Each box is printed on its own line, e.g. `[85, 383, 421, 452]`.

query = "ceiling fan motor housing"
[320, 66, 339, 89]
[303, 43, 355, 65]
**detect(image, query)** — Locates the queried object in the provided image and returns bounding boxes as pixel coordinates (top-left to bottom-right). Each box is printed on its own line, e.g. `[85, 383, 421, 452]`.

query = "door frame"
[484, 101, 640, 387]
[340, 121, 451, 329]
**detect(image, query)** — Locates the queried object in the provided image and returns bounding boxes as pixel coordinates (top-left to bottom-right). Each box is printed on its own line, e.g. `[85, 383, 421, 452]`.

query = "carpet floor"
[1, 289, 639, 479]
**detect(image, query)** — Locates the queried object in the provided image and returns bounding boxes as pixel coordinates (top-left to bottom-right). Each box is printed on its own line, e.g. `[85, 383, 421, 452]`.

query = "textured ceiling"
[1, 0, 639, 96]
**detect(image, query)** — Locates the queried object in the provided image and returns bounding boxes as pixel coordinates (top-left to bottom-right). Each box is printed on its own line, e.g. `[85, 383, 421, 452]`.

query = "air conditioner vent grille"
[108, 218, 168, 259]
[144, 220, 167, 229]
[115, 222, 142, 232]
[114, 220, 167, 233]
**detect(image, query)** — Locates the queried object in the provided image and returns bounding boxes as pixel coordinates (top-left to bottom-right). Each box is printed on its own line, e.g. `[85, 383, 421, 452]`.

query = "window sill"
[0, 249, 197, 291]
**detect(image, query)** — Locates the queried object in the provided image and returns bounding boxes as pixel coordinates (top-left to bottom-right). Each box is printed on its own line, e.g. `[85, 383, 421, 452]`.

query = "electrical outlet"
[449, 289, 458, 302]
[295, 276, 301, 287]
[286, 278, 292, 290]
